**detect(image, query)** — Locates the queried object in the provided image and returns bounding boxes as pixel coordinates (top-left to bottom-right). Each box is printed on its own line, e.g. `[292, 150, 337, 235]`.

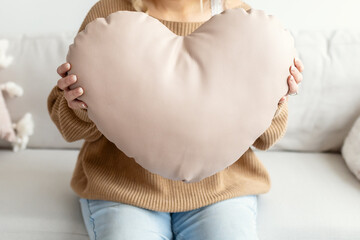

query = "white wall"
[246, 0, 360, 31]
[0, 0, 359, 34]
[0, 0, 98, 35]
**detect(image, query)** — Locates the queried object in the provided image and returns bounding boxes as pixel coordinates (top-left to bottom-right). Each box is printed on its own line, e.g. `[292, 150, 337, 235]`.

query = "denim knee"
[171, 194, 259, 240]
[79, 197, 173, 240]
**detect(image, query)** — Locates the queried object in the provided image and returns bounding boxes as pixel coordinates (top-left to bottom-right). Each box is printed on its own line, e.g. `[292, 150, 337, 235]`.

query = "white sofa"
[1, 28, 360, 240]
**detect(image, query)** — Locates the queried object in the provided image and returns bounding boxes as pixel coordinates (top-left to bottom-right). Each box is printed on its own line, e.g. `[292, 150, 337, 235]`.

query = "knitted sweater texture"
[47, 0, 289, 212]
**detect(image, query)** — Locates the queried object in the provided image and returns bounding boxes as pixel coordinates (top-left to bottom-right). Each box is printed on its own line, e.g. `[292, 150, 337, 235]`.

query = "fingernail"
[65, 63, 70, 69]
[290, 75, 295, 81]
[291, 65, 296, 72]
[82, 103, 87, 109]
[72, 75, 77, 81]
[79, 88, 83, 94]
[70, 77, 76, 83]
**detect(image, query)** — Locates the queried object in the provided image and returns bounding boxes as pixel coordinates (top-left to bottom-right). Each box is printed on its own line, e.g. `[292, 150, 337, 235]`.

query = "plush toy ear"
[0, 90, 16, 142]
[0, 39, 14, 69]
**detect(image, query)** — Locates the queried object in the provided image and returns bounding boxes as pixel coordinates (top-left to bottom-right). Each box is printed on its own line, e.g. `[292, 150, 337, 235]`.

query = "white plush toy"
[0, 39, 34, 152]
[0, 39, 13, 69]
[341, 116, 360, 181]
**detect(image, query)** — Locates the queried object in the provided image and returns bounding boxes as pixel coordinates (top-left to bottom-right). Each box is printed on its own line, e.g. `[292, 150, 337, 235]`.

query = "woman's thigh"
[171, 194, 259, 240]
[79, 197, 173, 240]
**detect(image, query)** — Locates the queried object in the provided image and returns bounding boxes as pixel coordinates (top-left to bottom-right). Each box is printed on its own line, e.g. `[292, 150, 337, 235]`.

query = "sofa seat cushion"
[0, 149, 88, 240]
[0, 149, 359, 239]
[254, 149, 360, 240]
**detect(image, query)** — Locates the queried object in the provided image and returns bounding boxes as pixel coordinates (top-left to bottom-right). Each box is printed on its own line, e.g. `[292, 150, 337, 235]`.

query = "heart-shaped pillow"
[67, 8, 296, 183]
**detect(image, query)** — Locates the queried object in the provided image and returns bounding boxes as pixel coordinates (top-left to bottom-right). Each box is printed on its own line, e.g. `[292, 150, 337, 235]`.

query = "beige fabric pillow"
[341, 115, 360, 181]
[67, 8, 296, 183]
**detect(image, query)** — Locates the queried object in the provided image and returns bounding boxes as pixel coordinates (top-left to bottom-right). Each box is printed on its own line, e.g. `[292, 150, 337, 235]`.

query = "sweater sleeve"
[252, 99, 289, 150]
[47, 1, 105, 143]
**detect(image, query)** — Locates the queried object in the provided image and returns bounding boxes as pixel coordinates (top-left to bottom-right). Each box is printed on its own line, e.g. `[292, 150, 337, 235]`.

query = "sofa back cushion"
[272, 30, 360, 153]
[0, 30, 359, 151]
[0, 33, 83, 149]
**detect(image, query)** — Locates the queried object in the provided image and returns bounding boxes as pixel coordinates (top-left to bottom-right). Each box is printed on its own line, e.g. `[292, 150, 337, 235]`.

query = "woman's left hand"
[279, 57, 305, 104]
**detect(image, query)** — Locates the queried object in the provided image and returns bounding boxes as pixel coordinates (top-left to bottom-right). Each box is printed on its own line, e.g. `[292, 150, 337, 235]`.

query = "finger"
[57, 75, 77, 90]
[287, 75, 298, 95]
[278, 95, 287, 104]
[68, 99, 88, 110]
[57, 63, 71, 78]
[64, 87, 84, 102]
[294, 57, 304, 72]
[290, 65, 303, 84]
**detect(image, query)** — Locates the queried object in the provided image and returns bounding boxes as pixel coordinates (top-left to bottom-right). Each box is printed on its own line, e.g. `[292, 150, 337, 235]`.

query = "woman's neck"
[143, 0, 212, 22]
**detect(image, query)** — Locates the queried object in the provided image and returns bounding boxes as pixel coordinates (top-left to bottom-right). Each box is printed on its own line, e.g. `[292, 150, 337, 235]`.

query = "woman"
[48, 0, 304, 239]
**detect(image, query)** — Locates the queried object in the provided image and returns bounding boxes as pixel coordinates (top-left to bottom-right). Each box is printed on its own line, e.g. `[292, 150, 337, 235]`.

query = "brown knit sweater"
[47, 0, 289, 212]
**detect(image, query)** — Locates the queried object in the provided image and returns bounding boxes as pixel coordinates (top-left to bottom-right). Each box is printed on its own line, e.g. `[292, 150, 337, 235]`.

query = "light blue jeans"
[79, 194, 259, 240]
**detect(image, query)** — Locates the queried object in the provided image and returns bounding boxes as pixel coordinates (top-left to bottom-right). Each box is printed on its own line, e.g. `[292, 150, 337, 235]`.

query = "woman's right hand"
[56, 62, 88, 110]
